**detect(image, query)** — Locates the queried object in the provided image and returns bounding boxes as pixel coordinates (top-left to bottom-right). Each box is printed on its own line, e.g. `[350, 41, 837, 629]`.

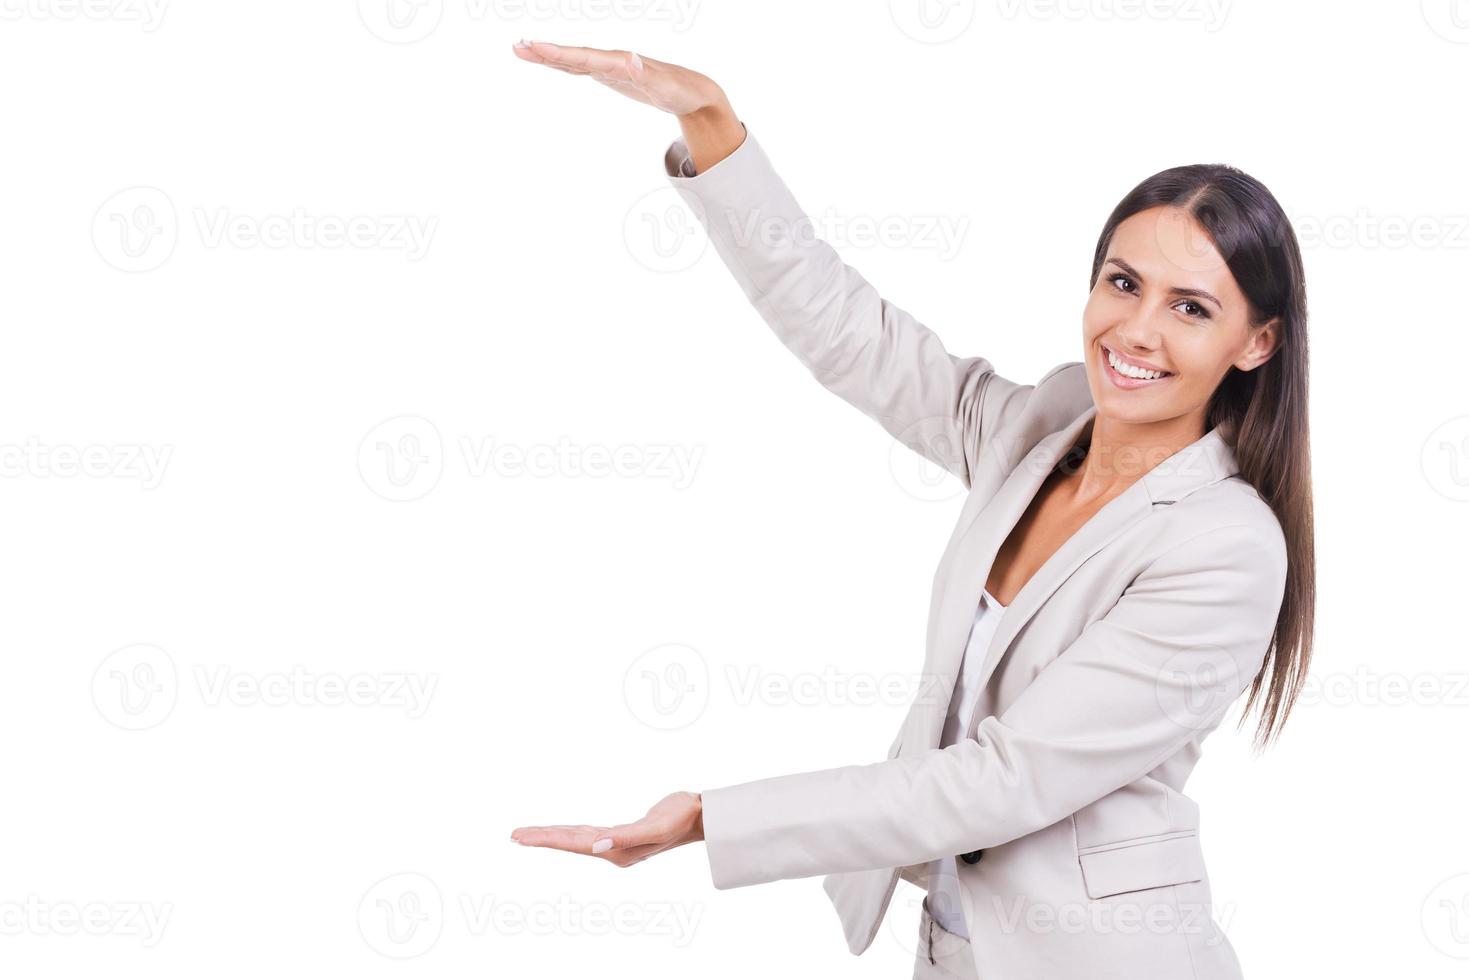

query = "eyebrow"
[1104, 258, 1223, 310]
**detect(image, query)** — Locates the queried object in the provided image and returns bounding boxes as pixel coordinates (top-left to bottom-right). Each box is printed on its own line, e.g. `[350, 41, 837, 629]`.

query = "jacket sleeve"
[697, 521, 1288, 890]
[663, 122, 1045, 490]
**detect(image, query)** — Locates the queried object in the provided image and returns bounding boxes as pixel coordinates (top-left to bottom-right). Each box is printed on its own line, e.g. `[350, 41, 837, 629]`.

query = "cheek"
[1080, 289, 1109, 334]
[1081, 289, 1134, 343]
[1167, 331, 1231, 382]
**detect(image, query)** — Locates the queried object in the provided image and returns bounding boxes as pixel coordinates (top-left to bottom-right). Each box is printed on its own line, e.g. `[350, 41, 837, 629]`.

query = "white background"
[3, 0, 1467, 976]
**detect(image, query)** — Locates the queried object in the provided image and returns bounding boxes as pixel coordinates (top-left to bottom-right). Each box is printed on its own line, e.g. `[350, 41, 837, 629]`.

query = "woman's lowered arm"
[696, 521, 1288, 889]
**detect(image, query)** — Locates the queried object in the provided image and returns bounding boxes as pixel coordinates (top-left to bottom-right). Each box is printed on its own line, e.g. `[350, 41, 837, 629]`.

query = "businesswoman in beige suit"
[509, 42, 1315, 980]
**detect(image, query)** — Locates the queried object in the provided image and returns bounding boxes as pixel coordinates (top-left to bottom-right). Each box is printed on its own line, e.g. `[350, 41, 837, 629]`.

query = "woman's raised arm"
[513, 40, 1044, 488]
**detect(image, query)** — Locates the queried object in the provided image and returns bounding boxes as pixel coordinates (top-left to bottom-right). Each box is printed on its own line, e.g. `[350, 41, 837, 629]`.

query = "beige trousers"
[912, 895, 980, 979]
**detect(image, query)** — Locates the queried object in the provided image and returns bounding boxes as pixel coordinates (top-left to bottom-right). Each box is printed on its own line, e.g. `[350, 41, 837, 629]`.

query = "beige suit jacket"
[661, 123, 1288, 980]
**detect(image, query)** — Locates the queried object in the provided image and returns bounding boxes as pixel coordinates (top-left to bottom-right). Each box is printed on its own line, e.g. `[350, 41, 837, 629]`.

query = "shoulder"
[984, 360, 1091, 457]
[1027, 360, 1094, 429]
[1036, 359, 1087, 392]
[1140, 479, 1289, 602]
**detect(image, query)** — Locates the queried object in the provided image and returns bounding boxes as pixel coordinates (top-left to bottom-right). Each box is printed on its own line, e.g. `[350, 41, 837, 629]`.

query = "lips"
[1101, 343, 1175, 387]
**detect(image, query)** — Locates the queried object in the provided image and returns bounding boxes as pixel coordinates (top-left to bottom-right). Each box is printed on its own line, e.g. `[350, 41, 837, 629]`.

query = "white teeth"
[1106, 347, 1169, 380]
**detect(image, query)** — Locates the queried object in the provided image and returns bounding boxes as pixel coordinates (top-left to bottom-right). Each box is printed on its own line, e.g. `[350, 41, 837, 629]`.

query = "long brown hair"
[1088, 164, 1315, 750]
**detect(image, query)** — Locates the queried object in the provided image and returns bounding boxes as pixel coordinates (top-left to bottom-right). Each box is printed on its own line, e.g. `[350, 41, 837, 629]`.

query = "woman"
[508, 41, 1314, 980]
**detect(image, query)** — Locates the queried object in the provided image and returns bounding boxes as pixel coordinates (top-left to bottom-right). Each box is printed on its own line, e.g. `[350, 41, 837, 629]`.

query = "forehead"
[1106, 205, 1235, 287]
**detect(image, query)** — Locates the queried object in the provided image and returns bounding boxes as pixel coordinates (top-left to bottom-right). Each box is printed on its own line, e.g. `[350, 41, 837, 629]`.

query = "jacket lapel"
[909, 406, 1242, 750]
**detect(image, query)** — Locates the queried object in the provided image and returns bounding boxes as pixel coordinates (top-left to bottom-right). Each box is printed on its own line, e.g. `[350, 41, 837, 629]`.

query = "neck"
[1065, 410, 1209, 505]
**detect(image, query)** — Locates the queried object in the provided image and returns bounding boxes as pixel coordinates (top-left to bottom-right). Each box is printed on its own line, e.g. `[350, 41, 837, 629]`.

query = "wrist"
[675, 99, 743, 174]
[678, 101, 737, 139]
[678, 83, 732, 121]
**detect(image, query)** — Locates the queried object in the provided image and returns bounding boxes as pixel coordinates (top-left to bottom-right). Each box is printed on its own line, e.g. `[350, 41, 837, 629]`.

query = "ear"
[1236, 316, 1282, 372]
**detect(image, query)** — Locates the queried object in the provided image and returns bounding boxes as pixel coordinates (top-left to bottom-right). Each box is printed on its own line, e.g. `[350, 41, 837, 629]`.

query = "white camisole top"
[924, 586, 1007, 941]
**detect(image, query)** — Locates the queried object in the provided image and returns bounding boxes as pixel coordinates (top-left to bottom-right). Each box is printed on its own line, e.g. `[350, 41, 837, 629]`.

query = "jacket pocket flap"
[1077, 832, 1205, 900]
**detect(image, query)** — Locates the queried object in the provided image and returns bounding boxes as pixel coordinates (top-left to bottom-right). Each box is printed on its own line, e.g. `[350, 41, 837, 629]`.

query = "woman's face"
[1082, 204, 1279, 433]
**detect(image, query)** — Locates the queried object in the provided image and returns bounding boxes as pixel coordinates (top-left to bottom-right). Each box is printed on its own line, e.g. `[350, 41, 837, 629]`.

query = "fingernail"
[514, 38, 531, 48]
[630, 52, 643, 72]
[591, 837, 613, 854]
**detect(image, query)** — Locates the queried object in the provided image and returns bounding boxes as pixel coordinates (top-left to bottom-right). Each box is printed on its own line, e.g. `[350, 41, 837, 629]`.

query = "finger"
[511, 824, 597, 839]
[593, 839, 667, 867]
[510, 41, 554, 65]
[531, 42, 642, 82]
[510, 41, 592, 73]
[530, 41, 618, 72]
[513, 51, 593, 76]
[512, 826, 609, 852]
[590, 820, 660, 854]
[512, 826, 670, 867]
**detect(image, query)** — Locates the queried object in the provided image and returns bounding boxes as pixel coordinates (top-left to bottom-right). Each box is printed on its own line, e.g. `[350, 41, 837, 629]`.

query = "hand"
[511, 791, 704, 868]
[510, 39, 725, 117]
[510, 40, 745, 172]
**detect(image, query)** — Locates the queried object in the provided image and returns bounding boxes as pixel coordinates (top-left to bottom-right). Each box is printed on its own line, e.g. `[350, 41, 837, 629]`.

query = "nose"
[1112, 310, 1165, 355]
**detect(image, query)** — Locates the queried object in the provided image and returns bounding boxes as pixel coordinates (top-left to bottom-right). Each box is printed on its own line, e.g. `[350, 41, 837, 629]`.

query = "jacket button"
[960, 849, 983, 864]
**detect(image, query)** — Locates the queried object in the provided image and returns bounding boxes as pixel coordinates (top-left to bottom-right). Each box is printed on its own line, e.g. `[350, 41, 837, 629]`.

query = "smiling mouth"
[1101, 343, 1175, 383]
